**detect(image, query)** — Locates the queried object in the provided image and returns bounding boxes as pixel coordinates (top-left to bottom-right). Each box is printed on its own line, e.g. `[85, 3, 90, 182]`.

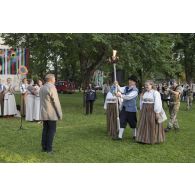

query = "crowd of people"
[104, 76, 194, 144]
[157, 81, 195, 111]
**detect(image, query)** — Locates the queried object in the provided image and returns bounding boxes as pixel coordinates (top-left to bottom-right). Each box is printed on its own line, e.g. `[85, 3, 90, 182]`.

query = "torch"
[109, 50, 120, 132]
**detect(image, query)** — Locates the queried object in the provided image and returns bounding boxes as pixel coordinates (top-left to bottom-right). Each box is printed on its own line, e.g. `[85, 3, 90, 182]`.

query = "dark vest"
[122, 86, 138, 112]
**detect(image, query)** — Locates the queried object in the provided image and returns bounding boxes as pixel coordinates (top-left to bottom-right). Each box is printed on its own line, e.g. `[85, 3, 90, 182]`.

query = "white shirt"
[119, 86, 138, 100]
[140, 89, 162, 113]
[20, 83, 28, 94]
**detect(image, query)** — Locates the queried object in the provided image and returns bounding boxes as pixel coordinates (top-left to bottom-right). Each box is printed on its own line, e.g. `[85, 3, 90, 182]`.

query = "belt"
[107, 98, 116, 102]
[143, 98, 154, 102]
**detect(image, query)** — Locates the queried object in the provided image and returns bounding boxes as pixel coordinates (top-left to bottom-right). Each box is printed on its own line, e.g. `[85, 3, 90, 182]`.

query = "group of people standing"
[0, 77, 43, 122]
[180, 83, 194, 110]
[157, 81, 194, 111]
[20, 78, 43, 121]
[104, 76, 183, 144]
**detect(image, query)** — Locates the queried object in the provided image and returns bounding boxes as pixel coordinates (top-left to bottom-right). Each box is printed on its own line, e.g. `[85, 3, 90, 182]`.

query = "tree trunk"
[54, 57, 58, 81]
[184, 53, 193, 83]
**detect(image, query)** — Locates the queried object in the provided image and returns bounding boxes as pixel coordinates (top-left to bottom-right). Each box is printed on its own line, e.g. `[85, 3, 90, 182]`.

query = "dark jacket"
[85, 89, 96, 101]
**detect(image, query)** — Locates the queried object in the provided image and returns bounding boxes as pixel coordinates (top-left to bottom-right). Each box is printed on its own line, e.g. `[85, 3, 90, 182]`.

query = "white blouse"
[140, 89, 162, 113]
[104, 92, 117, 109]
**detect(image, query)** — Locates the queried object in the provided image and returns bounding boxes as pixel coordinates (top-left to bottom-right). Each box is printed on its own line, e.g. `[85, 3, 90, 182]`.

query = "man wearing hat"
[164, 79, 182, 132]
[115, 75, 139, 140]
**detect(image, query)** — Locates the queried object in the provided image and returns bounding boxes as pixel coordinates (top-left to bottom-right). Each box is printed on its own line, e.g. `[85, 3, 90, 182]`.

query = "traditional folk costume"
[0, 83, 6, 116]
[3, 83, 17, 116]
[118, 85, 138, 139]
[20, 83, 28, 116]
[33, 85, 41, 121]
[104, 86, 122, 139]
[136, 89, 165, 144]
[25, 85, 35, 121]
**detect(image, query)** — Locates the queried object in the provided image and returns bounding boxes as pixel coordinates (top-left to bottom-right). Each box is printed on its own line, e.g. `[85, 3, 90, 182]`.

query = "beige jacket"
[40, 82, 62, 121]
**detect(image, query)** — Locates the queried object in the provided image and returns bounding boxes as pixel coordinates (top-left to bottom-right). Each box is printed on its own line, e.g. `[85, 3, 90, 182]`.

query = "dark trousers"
[86, 100, 94, 114]
[104, 93, 107, 103]
[120, 108, 137, 128]
[41, 121, 56, 152]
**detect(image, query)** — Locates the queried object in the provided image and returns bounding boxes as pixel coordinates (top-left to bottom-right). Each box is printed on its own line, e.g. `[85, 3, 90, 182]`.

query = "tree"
[173, 33, 195, 82]
[1, 33, 185, 87]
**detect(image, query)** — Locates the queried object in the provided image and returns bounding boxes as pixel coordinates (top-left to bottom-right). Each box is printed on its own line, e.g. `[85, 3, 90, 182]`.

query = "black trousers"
[86, 100, 94, 114]
[120, 108, 137, 128]
[41, 121, 56, 152]
[104, 93, 107, 103]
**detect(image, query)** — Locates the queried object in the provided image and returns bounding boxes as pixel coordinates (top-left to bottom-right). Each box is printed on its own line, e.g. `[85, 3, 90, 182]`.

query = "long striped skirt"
[136, 103, 165, 144]
[106, 103, 118, 139]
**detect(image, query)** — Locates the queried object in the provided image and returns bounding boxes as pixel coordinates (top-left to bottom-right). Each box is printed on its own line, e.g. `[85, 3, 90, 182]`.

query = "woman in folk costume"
[104, 81, 122, 139]
[33, 79, 43, 121]
[20, 78, 28, 117]
[136, 80, 165, 144]
[25, 83, 35, 121]
[3, 78, 17, 116]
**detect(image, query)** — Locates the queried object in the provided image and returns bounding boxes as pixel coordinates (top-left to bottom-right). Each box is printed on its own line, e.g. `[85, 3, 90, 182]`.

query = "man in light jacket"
[40, 74, 62, 153]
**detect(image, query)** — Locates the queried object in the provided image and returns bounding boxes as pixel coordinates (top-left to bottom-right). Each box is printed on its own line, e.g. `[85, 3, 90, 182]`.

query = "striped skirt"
[136, 103, 165, 144]
[106, 103, 118, 139]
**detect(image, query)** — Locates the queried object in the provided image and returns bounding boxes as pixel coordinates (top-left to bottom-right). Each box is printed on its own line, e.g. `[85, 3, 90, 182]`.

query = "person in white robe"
[33, 79, 43, 121]
[3, 78, 17, 116]
[25, 85, 35, 121]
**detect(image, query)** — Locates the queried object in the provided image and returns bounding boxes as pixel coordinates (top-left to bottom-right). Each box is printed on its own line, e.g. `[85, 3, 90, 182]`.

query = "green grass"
[0, 92, 195, 162]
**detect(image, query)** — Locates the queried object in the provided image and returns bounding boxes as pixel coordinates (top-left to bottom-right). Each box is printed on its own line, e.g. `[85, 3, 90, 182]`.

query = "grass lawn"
[0, 92, 195, 163]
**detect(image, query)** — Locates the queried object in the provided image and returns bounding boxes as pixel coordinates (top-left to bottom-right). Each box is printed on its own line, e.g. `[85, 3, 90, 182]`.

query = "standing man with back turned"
[39, 74, 62, 153]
